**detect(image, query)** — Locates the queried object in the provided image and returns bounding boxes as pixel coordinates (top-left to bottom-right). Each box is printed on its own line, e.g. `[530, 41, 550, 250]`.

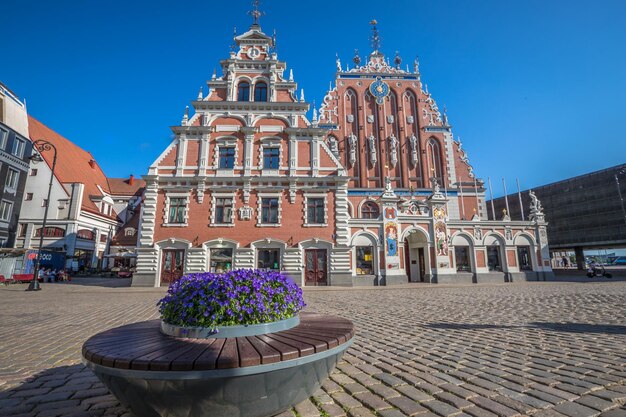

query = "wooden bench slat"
[217, 338, 239, 369]
[193, 338, 226, 370]
[236, 337, 261, 367]
[245, 336, 280, 364]
[264, 333, 315, 357]
[82, 313, 353, 371]
[255, 334, 300, 361]
[170, 339, 218, 371]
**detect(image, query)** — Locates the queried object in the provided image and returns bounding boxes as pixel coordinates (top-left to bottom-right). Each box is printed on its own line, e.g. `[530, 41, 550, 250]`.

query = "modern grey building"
[489, 164, 626, 269]
[0, 82, 32, 248]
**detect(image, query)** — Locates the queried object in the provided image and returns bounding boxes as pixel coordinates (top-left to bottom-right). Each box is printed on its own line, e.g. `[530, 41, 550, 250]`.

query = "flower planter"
[160, 315, 300, 339]
[82, 313, 354, 417]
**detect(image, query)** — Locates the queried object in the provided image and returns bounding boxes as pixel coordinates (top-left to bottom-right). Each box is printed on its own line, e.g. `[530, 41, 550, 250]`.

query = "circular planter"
[82, 313, 354, 417]
[161, 315, 300, 338]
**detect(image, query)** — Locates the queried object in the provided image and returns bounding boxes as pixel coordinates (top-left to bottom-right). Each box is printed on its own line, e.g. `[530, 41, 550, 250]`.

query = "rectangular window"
[35, 227, 65, 237]
[5, 168, 19, 189]
[263, 147, 280, 169]
[487, 246, 502, 271]
[0, 127, 7, 149]
[18, 223, 28, 237]
[11, 138, 25, 157]
[30, 168, 38, 176]
[25, 193, 33, 201]
[168, 197, 186, 224]
[517, 246, 533, 271]
[0, 200, 13, 221]
[257, 249, 280, 270]
[210, 248, 233, 273]
[215, 198, 233, 224]
[218, 147, 235, 169]
[42, 199, 48, 207]
[261, 197, 279, 224]
[455, 246, 471, 272]
[356, 246, 374, 275]
[307, 198, 325, 224]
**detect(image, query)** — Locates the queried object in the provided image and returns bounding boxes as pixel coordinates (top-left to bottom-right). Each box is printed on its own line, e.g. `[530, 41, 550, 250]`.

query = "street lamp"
[616, 167, 626, 227]
[26, 140, 58, 292]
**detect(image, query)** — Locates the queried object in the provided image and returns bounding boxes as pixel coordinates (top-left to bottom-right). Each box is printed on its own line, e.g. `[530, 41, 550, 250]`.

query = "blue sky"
[2, 0, 625, 197]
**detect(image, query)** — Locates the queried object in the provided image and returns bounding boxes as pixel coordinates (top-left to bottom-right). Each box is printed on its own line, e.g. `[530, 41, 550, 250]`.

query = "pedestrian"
[562, 256, 569, 269]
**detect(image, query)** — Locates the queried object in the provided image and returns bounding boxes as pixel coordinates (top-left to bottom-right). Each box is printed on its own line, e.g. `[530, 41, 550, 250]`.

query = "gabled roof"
[28, 116, 113, 217]
[110, 209, 141, 247]
[108, 177, 146, 196]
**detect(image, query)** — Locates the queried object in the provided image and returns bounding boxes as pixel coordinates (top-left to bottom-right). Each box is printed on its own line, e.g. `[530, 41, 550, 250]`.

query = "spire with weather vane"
[248, 0, 264, 28]
[369, 20, 382, 55]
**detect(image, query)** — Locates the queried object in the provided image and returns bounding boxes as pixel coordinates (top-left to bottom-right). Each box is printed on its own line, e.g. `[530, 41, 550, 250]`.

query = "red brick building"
[132, 18, 553, 287]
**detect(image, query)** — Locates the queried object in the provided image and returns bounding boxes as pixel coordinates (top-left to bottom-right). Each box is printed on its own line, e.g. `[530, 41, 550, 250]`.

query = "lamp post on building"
[616, 167, 626, 227]
[26, 140, 58, 292]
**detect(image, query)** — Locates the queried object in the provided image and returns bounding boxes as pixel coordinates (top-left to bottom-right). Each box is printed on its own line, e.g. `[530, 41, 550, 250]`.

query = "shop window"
[356, 246, 374, 275]
[218, 147, 235, 169]
[215, 198, 233, 224]
[261, 198, 279, 224]
[361, 201, 380, 219]
[487, 246, 502, 271]
[263, 147, 279, 169]
[210, 248, 233, 273]
[257, 249, 280, 270]
[77, 229, 95, 240]
[254, 82, 268, 102]
[237, 82, 250, 101]
[517, 246, 533, 271]
[168, 197, 186, 224]
[35, 227, 65, 237]
[306, 198, 325, 224]
[455, 246, 471, 272]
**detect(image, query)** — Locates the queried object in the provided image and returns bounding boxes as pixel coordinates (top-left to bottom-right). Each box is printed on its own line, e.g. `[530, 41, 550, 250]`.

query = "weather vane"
[369, 19, 381, 52]
[248, 0, 264, 26]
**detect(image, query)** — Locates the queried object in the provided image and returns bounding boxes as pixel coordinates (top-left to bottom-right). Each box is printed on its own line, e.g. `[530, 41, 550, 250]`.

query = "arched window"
[427, 138, 443, 183]
[254, 82, 268, 102]
[237, 81, 250, 101]
[361, 201, 380, 219]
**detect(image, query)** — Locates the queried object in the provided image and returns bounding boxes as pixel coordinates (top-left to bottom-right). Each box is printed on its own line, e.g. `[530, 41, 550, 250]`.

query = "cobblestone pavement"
[1, 279, 625, 417]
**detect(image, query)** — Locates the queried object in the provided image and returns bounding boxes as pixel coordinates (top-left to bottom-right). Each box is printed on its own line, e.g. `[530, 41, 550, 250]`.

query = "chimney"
[129, 174, 135, 186]
[88, 159, 96, 169]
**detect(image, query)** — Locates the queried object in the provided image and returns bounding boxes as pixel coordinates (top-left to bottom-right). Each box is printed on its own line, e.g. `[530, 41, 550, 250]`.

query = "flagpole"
[474, 176, 480, 218]
[502, 177, 510, 218]
[488, 177, 496, 220]
[517, 178, 525, 221]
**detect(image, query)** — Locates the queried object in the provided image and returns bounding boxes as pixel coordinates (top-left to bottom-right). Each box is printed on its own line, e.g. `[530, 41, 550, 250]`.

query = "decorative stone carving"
[529, 190, 544, 222]
[238, 206, 253, 221]
[367, 115, 374, 123]
[388, 133, 398, 168]
[473, 227, 483, 241]
[368, 134, 377, 167]
[406, 115, 414, 124]
[386, 115, 394, 124]
[409, 134, 418, 167]
[348, 134, 357, 167]
[505, 227, 512, 241]
[327, 136, 339, 157]
[346, 114, 354, 123]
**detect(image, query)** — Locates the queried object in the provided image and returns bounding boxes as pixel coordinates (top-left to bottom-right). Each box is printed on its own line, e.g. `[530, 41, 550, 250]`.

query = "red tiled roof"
[28, 116, 112, 217]
[107, 177, 146, 196]
[111, 209, 141, 247]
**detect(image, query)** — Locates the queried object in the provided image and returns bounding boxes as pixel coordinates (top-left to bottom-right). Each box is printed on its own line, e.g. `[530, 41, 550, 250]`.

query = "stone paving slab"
[0, 279, 625, 417]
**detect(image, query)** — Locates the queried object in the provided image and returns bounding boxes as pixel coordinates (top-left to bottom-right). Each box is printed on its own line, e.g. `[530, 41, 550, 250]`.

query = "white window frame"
[11, 137, 26, 158]
[5, 168, 19, 191]
[124, 227, 136, 236]
[163, 192, 190, 226]
[0, 127, 8, 150]
[210, 192, 235, 227]
[303, 193, 328, 227]
[213, 137, 239, 174]
[0, 200, 13, 222]
[258, 138, 283, 176]
[257, 193, 282, 227]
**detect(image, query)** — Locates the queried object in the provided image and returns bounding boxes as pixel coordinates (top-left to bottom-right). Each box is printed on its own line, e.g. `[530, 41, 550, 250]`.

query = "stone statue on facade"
[368, 134, 377, 166]
[529, 190, 544, 222]
[409, 134, 418, 167]
[348, 134, 357, 167]
[388, 133, 398, 168]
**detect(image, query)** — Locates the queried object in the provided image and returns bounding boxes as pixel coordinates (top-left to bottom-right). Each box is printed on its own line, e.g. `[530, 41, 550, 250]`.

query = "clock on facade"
[247, 47, 261, 59]
[369, 76, 390, 104]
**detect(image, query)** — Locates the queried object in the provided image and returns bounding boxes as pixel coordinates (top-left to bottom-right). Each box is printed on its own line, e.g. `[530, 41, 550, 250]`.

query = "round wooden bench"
[82, 312, 354, 417]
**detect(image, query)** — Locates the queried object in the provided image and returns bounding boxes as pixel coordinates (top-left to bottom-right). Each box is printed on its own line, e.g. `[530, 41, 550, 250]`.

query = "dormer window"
[237, 82, 250, 101]
[254, 82, 268, 102]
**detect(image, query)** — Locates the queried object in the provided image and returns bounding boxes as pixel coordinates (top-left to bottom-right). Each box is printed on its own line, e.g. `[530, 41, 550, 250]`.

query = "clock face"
[369, 77, 390, 104]
[247, 47, 261, 59]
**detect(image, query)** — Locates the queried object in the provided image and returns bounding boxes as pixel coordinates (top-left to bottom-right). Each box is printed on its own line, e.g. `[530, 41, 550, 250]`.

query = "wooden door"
[418, 248, 426, 282]
[305, 249, 327, 286]
[161, 249, 185, 285]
